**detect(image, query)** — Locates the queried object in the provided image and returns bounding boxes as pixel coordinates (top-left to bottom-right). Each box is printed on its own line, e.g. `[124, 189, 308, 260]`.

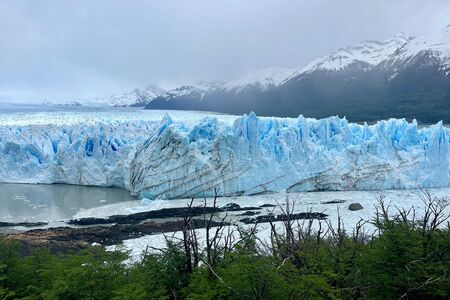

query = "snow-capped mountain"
[161, 81, 223, 100]
[147, 26, 450, 123]
[285, 33, 413, 78]
[157, 66, 295, 100]
[223, 66, 295, 92]
[106, 84, 166, 107]
[40, 85, 166, 107]
[382, 25, 450, 76]
[287, 25, 450, 78]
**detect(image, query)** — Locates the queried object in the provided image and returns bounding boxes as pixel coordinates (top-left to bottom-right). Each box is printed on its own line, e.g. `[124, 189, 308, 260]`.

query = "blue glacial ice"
[0, 111, 448, 199]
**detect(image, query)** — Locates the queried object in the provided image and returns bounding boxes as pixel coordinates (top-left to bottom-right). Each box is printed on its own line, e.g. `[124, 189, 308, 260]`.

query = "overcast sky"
[1, 0, 449, 101]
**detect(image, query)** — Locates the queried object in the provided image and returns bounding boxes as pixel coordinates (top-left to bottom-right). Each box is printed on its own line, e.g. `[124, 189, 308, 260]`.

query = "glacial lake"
[0, 183, 136, 224]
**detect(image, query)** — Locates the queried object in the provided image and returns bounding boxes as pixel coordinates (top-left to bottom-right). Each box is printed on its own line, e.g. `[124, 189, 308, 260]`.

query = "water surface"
[0, 183, 136, 223]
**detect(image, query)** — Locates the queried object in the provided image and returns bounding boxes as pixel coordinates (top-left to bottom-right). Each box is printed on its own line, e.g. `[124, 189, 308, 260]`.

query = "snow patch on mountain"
[105, 85, 166, 106]
[286, 34, 412, 80]
[40, 85, 166, 107]
[159, 67, 295, 99]
[160, 81, 223, 100]
[385, 26, 450, 73]
[223, 67, 295, 92]
[287, 26, 450, 80]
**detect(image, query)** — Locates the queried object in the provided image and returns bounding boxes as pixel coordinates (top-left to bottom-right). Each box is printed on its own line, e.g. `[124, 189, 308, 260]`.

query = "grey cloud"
[0, 0, 449, 101]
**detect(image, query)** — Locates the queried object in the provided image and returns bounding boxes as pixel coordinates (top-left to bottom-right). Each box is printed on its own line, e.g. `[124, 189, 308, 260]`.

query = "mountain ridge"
[147, 26, 450, 123]
[38, 84, 166, 107]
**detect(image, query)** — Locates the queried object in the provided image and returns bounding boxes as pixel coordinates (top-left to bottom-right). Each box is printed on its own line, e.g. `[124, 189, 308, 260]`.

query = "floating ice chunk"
[140, 198, 152, 205]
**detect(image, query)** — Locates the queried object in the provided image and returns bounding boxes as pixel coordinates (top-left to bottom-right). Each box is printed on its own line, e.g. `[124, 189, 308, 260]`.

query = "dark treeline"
[0, 194, 449, 300]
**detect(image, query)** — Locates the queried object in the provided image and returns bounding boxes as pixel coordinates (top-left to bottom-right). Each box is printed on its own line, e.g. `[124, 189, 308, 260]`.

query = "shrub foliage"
[0, 192, 448, 299]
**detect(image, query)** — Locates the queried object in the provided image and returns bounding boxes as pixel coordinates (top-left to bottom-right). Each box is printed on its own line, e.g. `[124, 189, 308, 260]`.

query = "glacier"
[0, 110, 448, 199]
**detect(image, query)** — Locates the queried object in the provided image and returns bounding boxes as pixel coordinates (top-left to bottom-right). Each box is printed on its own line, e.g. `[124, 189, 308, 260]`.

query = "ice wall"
[0, 112, 448, 199]
[130, 113, 449, 199]
[0, 121, 157, 188]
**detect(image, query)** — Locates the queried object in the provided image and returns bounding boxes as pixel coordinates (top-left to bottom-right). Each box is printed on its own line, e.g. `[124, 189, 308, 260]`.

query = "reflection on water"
[0, 183, 136, 223]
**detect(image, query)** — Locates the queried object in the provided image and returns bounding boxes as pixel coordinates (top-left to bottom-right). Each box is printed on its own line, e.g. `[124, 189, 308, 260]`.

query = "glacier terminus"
[0, 109, 448, 200]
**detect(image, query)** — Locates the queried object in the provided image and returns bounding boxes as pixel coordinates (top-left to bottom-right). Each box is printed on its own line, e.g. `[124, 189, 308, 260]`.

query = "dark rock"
[221, 203, 241, 211]
[68, 206, 223, 226]
[0, 221, 48, 228]
[348, 203, 364, 211]
[240, 212, 328, 224]
[221, 203, 262, 212]
[248, 191, 276, 196]
[7, 219, 230, 255]
[69, 204, 263, 227]
[239, 211, 261, 216]
[259, 204, 276, 208]
[321, 199, 346, 204]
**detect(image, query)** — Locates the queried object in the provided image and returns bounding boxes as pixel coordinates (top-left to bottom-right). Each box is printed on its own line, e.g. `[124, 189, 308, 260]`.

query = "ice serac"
[0, 121, 157, 188]
[129, 113, 449, 199]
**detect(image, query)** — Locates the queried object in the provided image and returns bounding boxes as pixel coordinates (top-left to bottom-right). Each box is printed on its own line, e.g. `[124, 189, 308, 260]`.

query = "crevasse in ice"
[1, 112, 448, 199]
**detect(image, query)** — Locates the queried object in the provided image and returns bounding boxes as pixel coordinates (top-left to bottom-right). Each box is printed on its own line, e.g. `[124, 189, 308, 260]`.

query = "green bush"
[0, 197, 448, 300]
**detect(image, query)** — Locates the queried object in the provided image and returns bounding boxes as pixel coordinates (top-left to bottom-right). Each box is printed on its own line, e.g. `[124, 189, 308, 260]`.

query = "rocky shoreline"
[5, 219, 229, 256]
[2, 203, 329, 255]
